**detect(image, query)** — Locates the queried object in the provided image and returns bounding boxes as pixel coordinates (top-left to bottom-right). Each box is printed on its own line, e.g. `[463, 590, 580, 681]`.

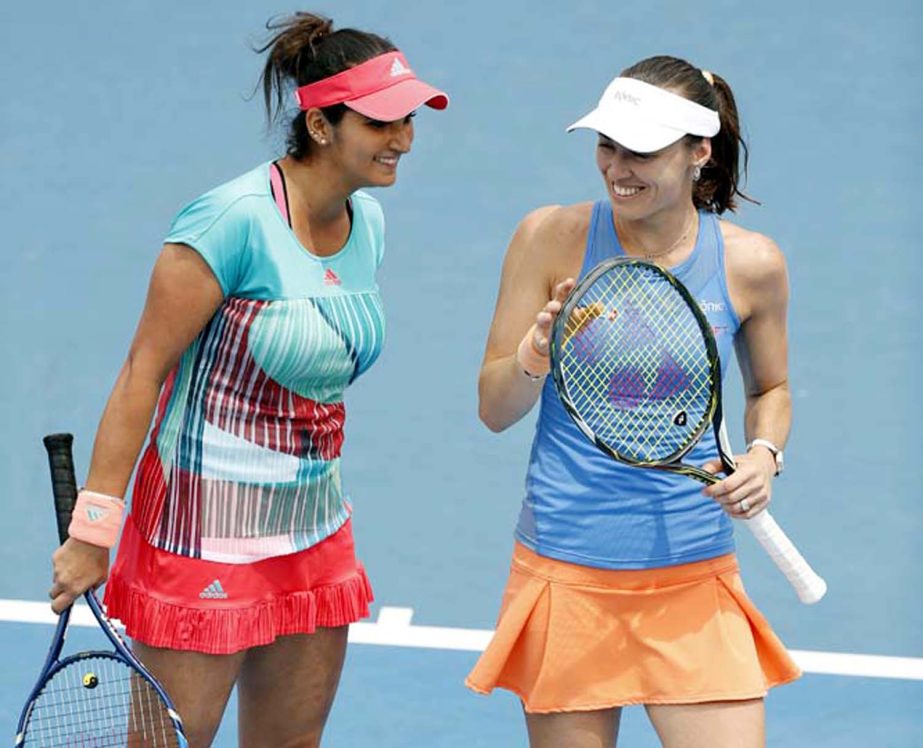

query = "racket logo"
[673, 410, 688, 427]
[608, 354, 692, 411]
[650, 354, 691, 400]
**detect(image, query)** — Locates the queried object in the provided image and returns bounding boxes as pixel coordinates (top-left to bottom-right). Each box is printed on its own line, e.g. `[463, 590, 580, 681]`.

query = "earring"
[693, 165, 702, 182]
[312, 132, 327, 145]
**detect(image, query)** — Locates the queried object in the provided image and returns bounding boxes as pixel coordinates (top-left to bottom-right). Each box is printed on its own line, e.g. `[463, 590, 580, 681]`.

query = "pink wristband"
[68, 489, 125, 549]
[516, 324, 550, 379]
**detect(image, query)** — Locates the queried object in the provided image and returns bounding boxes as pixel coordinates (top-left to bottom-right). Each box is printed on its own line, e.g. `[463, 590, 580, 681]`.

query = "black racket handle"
[42, 433, 78, 545]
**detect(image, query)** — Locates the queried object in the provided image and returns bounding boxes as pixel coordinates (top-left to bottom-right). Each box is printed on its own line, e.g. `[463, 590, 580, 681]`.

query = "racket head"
[17, 648, 186, 747]
[550, 258, 722, 468]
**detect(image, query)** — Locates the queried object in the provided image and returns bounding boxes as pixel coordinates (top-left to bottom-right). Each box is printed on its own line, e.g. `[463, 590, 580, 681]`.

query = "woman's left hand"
[700, 449, 776, 519]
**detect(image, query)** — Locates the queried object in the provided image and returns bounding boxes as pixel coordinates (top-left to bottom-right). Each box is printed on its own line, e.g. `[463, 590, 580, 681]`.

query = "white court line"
[2, 600, 920, 681]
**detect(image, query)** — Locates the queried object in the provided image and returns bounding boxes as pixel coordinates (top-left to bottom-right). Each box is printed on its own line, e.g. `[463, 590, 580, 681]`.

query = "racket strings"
[558, 266, 714, 462]
[23, 656, 180, 747]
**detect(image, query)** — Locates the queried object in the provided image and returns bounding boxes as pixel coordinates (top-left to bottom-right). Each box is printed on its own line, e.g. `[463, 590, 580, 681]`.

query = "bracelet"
[747, 438, 780, 454]
[746, 438, 784, 476]
[516, 324, 550, 381]
[67, 489, 125, 549]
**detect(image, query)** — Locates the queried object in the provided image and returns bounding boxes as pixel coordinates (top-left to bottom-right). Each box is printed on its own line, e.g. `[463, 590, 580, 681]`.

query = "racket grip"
[42, 433, 78, 545]
[744, 510, 827, 604]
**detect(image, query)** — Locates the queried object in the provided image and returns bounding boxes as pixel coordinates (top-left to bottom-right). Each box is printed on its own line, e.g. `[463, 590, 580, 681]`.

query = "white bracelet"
[747, 438, 780, 454]
[746, 438, 784, 476]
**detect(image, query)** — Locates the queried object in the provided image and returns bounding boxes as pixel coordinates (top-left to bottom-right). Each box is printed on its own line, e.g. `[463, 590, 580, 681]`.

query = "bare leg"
[524, 706, 622, 748]
[132, 641, 245, 748]
[646, 699, 765, 748]
[237, 626, 349, 748]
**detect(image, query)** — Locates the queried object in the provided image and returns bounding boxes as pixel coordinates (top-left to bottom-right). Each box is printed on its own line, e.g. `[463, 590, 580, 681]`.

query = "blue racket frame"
[14, 434, 188, 747]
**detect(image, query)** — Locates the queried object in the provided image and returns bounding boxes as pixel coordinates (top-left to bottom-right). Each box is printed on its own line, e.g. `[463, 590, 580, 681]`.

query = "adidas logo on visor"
[390, 58, 410, 77]
[199, 579, 229, 599]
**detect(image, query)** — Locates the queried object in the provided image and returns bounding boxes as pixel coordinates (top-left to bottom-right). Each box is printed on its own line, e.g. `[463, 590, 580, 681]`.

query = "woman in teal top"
[47, 12, 448, 747]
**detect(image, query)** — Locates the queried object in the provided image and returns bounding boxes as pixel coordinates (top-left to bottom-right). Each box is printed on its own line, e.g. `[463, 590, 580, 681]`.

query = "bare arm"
[704, 228, 791, 517]
[49, 243, 224, 612]
[478, 206, 583, 432]
[736, 241, 792, 456]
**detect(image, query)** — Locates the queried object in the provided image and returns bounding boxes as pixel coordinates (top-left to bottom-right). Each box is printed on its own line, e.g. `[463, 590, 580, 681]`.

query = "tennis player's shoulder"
[520, 202, 592, 235]
[169, 165, 268, 238]
[719, 219, 788, 295]
[512, 203, 593, 259]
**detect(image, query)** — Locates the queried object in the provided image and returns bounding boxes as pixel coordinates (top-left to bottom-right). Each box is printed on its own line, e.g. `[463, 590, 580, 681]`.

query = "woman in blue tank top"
[467, 56, 799, 747]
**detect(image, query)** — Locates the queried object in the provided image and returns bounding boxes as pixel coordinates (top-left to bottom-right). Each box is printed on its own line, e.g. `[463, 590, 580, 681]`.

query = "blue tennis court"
[2, 1, 920, 745]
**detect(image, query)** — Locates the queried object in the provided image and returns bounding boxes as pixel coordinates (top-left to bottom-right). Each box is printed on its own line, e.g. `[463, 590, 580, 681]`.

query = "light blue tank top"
[515, 201, 742, 569]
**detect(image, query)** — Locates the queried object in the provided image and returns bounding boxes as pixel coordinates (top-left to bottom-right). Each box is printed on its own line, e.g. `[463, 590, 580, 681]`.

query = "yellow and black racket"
[550, 257, 826, 604]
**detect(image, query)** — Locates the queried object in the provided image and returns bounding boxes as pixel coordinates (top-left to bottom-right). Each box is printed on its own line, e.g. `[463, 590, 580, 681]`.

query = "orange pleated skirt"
[465, 543, 800, 712]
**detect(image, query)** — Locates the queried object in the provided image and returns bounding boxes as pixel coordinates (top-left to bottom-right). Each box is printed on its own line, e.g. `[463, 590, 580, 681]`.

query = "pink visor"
[294, 51, 449, 121]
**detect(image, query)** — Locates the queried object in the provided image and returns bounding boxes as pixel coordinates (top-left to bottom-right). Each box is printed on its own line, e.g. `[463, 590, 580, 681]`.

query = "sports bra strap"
[269, 162, 291, 227]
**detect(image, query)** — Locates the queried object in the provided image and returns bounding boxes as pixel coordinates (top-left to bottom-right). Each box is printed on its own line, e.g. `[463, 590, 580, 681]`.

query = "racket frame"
[14, 434, 188, 747]
[551, 257, 732, 482]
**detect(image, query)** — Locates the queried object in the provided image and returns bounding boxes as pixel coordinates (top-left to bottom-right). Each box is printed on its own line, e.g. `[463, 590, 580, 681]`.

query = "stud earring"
[693, 165, 702, 182]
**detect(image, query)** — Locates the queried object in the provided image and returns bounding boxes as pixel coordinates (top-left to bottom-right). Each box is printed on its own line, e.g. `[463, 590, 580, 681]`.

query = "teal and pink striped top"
[132, 163, 386, 563]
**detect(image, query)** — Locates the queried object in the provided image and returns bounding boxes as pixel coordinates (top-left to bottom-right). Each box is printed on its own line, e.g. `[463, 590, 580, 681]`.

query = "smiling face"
[595, 134, 711, 220]
[321, 109, 415, 189]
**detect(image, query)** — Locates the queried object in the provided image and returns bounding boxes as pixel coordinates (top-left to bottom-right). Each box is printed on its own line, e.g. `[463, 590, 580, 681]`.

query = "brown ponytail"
[254, 12, 396, 159]
[621, 55, 757, 214]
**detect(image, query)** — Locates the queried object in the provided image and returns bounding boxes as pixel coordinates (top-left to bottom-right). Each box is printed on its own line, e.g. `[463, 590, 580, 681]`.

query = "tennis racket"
[14, 433, 188, 747]
[549, 257, 827, 604]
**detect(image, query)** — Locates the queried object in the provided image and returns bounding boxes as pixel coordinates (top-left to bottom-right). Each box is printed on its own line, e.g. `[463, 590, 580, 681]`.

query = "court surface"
[1, 1, 920, 745]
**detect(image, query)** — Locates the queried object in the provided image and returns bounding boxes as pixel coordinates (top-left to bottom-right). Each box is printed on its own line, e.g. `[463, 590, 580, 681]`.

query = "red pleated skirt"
[104, 514, 373, 655]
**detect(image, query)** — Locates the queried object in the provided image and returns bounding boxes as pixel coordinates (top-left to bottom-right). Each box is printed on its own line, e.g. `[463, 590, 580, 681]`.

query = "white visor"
[567, 77, 720, 153]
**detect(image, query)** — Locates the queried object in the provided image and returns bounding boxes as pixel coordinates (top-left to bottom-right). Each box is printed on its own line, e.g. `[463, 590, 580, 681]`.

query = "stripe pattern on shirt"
[133, 292, 384, 562]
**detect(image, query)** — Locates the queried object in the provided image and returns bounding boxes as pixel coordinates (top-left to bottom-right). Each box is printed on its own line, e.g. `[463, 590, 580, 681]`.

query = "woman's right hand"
[527, 278, 576, 358]
[49, 538, 110, 614]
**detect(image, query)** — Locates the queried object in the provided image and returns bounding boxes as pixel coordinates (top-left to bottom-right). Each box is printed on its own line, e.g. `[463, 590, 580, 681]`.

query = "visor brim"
[566, 109, 687, 154]
[345, 79, 449, 122]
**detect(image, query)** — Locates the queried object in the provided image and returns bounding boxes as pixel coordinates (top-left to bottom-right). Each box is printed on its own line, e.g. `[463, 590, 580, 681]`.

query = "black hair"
[622, 55, 756, 213]
[255, 12, 396, 159]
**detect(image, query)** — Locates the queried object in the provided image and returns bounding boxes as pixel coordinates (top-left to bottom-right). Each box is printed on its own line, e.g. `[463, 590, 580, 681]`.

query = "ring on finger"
[739, 498, 751, 512]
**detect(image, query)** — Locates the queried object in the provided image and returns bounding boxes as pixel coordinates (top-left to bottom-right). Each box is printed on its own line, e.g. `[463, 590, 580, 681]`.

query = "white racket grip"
[744, 510, 827, 604]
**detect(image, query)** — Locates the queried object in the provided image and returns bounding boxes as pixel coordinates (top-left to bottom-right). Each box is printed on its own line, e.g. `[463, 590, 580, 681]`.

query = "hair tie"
[701, 69, 715, 86]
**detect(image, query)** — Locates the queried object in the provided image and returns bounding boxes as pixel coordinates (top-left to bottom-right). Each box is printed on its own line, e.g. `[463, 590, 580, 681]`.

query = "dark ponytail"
[621, 55, 756, 214]
[254, 12, 396, 160]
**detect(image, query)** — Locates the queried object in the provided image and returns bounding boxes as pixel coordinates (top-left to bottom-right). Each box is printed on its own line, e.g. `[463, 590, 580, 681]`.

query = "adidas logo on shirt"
[324, 268, 342, 286]
[199, 579, 229, 600]
[390, 58, 410, 77]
